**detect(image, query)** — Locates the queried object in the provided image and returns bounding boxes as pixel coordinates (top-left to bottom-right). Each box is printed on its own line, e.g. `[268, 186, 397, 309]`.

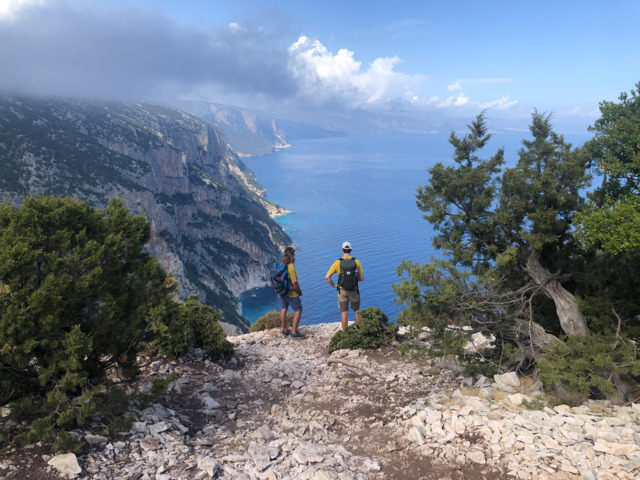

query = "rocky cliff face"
[175, 100, 342, 156]
[0, 96, 291, 332]
[176, 101, 290, 156]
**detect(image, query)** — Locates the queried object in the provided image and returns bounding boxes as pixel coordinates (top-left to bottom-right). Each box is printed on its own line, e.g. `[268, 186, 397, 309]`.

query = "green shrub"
[327, 307, 397, 354]
[250, 311, 293, 333]
[7, 383, 131, 452]
[150, 293, 233, 360]
[0, 195, 229, 450]
[463, 358, 499, 378]
[397, 327, 468, 359]
[184, 295, 234, 360]
[521, 398, 545, 411]
[538, 334, 640, 399]
[150, 294, 195, 357]
[138, 372, 177, 410]
[398, 340, 431, 360]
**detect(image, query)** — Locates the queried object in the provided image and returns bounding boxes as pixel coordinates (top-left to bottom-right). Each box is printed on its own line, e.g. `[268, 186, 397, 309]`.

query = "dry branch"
[327, 359, 376, 379]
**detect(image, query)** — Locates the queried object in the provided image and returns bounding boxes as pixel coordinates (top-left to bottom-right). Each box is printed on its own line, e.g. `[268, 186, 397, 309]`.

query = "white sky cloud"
[0, 0, 44, 18]
[287, 35, 424, 108]
[447, 78, 516, 91]
[426, 92, 516, 111]
[0, 2, 521, 119]
[559, 106, 601, 118]
[479, 96, 518, 110]
[430, 78, 519, 112]
[0, 0, 628, 134]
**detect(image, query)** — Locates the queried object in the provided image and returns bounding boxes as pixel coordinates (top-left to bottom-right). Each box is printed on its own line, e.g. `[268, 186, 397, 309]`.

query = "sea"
[239, 130, 591, 326]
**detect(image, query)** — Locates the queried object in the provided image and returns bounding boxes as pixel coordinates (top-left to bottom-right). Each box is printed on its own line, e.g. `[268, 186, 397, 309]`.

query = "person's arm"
[325, 262, 338, 288]
[289, 265, 302, 295]
[325, 272, 336, 288]
[357, 260, 364, 282]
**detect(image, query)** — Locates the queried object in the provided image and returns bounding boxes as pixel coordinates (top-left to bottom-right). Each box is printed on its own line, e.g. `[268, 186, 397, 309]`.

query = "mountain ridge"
[0, 95, 290, 332]
[174, 100, 345, 157]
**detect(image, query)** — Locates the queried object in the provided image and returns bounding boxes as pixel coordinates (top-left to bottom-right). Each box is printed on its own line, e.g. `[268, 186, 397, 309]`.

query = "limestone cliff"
[0, 96, 291, 332]
[175, 100, 342, 156]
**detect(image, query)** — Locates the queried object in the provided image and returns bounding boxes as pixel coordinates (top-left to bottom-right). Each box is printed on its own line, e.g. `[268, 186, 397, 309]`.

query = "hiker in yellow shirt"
[279, 246, 306, 339]
[325, 241, 364, 329]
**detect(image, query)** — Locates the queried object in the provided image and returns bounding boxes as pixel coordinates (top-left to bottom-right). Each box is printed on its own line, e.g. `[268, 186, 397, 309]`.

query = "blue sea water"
[239, 131, 591, 326]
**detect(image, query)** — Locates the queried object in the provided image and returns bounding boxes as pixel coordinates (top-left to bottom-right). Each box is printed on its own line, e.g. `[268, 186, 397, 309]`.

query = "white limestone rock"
[493, 372, 520, 391]
[47, 453, 82, 476]
[84, 434, 109, 445]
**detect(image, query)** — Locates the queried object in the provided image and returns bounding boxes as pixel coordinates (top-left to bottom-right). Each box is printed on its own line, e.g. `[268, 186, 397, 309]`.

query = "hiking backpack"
[270, 262, 290, 295]
[337, 257, 359, 291]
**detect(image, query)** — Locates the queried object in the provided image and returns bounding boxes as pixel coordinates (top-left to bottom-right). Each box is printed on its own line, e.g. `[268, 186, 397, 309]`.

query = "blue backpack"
[270, 262, 290, 295]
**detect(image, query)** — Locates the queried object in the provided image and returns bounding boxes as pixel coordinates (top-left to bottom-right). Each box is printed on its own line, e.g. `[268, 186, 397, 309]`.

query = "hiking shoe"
[281, 329, 291, 337]
[290, 331, 306, 339]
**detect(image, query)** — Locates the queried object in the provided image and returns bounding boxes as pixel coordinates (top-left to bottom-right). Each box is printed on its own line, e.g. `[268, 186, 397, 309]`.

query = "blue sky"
[1, 0, 639, 132]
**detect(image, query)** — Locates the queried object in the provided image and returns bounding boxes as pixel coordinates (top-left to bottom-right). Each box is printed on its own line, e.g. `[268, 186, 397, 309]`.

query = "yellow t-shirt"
[287, 263, 300, 297]
[326, 257, 363, 277]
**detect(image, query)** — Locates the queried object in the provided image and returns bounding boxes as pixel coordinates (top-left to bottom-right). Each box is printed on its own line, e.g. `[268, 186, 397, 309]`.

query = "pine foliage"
[327, 307, 397, 353]
[250, 311, 293, 333]
[0, 195, 233, 449]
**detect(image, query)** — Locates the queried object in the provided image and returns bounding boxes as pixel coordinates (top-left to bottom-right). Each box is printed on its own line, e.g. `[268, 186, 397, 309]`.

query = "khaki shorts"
[338, 288, 360, 312]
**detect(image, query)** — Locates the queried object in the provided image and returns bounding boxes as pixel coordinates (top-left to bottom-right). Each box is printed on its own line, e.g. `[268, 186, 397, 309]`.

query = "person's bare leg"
[355, 310, 361, 323]
[341, 311, 349, 329]
[280, 309, 288, 332]
[291, 310, 302, 334]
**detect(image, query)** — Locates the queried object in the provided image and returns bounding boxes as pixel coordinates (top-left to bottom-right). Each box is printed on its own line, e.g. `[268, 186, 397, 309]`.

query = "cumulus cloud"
[287, 35, 424, 108]
[428, 93, 470, 108]
[424, 78, 518, 111]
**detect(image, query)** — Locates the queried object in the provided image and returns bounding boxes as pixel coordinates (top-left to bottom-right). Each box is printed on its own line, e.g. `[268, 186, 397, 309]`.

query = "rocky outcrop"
[176, 101, 291, 156]
[0, 96, 291, 331]
[175, 100, 342, 157]
[3, 324, 640, 479]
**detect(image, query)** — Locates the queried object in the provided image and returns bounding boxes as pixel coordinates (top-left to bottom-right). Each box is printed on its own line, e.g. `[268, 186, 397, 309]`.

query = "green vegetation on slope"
[0, 195, 232, 451]
[394, 82, 640, 400]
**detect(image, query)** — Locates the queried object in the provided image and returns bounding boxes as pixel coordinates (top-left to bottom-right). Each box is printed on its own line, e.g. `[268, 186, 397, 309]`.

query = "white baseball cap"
[342, 241, 352, 249]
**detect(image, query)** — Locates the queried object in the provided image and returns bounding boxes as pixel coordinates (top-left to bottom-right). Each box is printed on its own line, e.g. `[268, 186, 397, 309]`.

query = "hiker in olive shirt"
[279, 246, 306, 339]
[325, 241, 364, 329]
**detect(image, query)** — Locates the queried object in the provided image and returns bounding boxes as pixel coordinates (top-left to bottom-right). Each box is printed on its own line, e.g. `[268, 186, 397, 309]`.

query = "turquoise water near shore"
[239, 131, 591, 326]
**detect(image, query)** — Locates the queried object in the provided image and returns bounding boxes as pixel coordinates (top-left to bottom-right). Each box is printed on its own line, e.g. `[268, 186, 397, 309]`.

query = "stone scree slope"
[2, 323, 640, 480]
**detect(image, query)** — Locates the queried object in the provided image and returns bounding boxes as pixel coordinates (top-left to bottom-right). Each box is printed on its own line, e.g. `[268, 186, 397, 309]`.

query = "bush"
[0, 195, 231, 450]
[184, 295, 234, 360]
[538, 334, 640, 399]
[327, 307, 397, 354]
[250, 310, 293, 333]
[150, 293, 233, 360]
[150, 291, 195, 357]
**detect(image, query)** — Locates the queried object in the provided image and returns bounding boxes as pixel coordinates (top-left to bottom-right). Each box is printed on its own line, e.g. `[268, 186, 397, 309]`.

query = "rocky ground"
[2, 323, 640, 480]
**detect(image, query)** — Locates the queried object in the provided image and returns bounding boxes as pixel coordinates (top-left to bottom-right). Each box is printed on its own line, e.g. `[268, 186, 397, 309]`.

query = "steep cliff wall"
[0, 96, 291, 332]
[175, 101, 342, 157]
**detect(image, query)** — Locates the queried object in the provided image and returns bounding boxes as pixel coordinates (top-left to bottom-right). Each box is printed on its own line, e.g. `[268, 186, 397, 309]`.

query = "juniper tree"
[395, 111, 591, 369]
[0, 195, 234, 449]
[573, 82, 640, 334]
[578, 81, 640, 254]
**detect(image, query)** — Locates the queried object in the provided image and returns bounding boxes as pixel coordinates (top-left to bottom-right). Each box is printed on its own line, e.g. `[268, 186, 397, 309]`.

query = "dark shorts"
[279, 295, 303, 312]
[338, 289, 360, 312]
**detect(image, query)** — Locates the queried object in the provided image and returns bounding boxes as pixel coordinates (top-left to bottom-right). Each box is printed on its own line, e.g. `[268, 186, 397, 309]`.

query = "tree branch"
[327, 360, 376, 379]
